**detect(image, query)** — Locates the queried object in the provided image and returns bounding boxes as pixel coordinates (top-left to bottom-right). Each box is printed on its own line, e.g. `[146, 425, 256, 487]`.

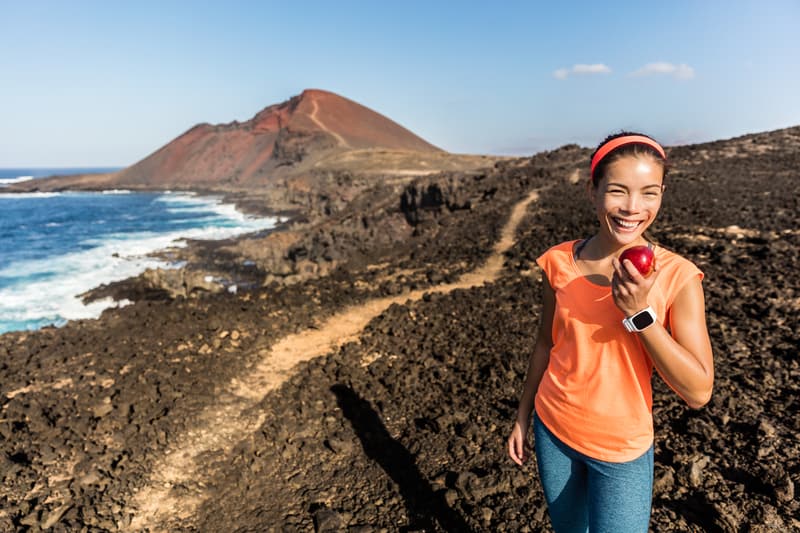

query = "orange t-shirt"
[534, 240, 703, 462]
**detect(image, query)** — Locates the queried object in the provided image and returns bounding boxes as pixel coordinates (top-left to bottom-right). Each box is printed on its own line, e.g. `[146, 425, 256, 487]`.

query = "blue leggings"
[533, 413, 654, 533]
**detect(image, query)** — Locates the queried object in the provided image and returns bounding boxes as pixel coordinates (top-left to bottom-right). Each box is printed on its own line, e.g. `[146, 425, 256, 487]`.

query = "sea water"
[0, 170, 278, 334]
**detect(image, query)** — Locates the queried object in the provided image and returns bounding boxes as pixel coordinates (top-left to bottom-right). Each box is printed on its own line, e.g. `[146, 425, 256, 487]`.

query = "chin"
[605, 218, 651, 245]
[603, 227, 645, 247]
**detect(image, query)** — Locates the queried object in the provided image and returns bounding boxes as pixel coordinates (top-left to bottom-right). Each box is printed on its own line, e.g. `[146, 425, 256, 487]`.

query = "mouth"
[611, 216, 644, 233]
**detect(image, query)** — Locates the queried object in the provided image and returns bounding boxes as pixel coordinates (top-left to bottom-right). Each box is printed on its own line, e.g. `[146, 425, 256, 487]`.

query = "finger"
[611, 257, 624, 278]
[612, 274, 630, 298]
[515, 437, 526, 463]
[518, 435, 528, 462]
[617, 263, 647, 295]
[612, 257, 633, 279]
[621, 259, 645, 282]
[509, 438, 524, 465]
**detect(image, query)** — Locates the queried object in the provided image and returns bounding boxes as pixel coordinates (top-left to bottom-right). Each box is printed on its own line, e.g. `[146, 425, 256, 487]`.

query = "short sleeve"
[535, 241, 576, 291]
[536, 252, 554, 287]
[665, 259, 704, 310]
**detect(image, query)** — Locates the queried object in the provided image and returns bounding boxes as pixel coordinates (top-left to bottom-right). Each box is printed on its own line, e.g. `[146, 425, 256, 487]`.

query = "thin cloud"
[573, 64, 611, 74]
[553, 68, 569, 80]
[553, 63, 611, 80]
[630, 62, 695, 80]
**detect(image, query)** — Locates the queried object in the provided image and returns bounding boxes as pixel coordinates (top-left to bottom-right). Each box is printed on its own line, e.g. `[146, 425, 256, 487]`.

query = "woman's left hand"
[611, 257, 660, 316]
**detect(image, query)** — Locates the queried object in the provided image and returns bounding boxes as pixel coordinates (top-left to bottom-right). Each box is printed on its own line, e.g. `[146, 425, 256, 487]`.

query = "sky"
[1, 1, 799, 166]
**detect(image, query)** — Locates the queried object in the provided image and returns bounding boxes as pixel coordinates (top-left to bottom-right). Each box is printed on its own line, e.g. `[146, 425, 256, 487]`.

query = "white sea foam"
[154, 192, 199, 203]
[0, 176, 35, 186]
[101, 189, 131, 194]
[0, 192, 62, 199]
[0, 250, 168, 331]
[0, 193, 277, 333]
[158, 192, 254, 223]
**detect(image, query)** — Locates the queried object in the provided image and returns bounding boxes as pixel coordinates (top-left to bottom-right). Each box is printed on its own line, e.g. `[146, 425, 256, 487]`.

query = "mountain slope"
[113, 89, 442, 187]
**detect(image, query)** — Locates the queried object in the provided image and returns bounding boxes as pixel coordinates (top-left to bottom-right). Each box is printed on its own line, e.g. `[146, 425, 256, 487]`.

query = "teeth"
[613, 218, 640, 228]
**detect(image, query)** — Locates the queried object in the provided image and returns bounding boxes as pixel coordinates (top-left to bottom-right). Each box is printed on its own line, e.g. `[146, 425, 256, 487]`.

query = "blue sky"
[1, 1, 799, 166]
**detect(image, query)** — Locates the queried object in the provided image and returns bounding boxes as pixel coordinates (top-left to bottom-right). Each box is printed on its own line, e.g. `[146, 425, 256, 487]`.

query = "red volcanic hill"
[113, 89, 442, 187]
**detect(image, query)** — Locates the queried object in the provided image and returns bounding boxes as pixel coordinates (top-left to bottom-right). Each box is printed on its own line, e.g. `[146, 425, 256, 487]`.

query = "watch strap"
[622, 306, 657, 332]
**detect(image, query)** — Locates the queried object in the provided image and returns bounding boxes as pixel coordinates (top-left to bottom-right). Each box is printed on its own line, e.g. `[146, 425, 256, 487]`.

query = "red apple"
[619, 245, 655, 276]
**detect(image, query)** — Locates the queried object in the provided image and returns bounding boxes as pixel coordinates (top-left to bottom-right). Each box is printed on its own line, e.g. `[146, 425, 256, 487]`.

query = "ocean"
[0, 169, 278, 334]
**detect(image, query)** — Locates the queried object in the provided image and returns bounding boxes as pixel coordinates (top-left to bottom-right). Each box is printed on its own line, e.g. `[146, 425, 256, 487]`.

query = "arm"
[640, 276, 714, 408]
[508, 276, 555, 465]
[613, 259, 714, 409]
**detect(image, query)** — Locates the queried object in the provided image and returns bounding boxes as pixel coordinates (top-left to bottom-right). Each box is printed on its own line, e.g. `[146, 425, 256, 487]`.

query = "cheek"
[646, 197, 663, 212]
[598, 197, 623, 213]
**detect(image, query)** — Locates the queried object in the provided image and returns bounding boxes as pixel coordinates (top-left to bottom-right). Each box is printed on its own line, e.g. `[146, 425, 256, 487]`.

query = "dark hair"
[590, 131, 668, 187]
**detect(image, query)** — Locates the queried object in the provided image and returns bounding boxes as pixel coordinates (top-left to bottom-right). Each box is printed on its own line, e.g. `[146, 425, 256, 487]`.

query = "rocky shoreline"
[2, 128, 799, 531]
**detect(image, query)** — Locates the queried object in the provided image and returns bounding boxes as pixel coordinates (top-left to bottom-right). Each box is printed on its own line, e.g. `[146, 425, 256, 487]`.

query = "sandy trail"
[309, 98, 350, 148]
[128, 189, 539, 530]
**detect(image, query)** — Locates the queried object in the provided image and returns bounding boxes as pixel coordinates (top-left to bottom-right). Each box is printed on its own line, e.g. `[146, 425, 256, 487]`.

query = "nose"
[623, 193, 641, 213]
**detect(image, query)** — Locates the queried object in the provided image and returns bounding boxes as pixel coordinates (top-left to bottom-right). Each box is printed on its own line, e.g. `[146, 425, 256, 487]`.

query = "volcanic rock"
[1, 125, 799, 532]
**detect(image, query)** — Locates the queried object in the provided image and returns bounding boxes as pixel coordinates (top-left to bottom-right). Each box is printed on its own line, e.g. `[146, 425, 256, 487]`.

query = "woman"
[507, 132, 714, 532]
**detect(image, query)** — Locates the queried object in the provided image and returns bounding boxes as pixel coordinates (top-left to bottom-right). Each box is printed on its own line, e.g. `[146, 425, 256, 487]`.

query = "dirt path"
[128, 189, 539, 530]
[309, 98, 350, 148]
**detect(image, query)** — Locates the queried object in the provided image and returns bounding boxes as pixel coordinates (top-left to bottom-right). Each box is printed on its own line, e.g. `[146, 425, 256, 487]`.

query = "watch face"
[632, 311, 655, 330]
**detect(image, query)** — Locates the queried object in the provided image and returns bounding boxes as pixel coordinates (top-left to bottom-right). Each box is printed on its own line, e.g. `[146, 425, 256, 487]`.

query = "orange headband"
[590, 135, 666, 179]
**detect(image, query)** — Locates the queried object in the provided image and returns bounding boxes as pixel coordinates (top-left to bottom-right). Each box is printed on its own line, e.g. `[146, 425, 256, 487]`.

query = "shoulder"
[653, 244, 704, 306]
[536, 240, 579, 267]
[536, 240, 580, 288]
[654, 245, 703, 278]
[539, 240, 580, 259]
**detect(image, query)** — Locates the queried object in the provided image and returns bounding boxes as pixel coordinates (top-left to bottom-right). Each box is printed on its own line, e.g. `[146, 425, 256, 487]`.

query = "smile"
[611, 217, 643, 231]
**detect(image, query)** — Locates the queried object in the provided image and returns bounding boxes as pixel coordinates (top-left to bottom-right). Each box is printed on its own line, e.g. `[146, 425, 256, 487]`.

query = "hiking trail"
[128, 189, 539, 529]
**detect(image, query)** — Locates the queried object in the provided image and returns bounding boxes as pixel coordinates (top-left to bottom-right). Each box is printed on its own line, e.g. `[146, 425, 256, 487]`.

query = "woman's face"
[590, 155, 664, 247]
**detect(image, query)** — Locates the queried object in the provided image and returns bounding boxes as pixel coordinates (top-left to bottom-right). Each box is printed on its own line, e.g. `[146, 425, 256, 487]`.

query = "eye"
[607, 189, 625, 195]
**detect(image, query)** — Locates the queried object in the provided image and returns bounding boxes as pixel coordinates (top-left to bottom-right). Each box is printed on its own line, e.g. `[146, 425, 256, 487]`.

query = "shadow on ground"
[332, 384, 473, 532]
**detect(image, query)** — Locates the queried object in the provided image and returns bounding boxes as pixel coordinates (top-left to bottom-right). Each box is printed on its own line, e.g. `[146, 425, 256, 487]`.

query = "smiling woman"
[508, 132, 714, 532]
[591, 155, 664, 245]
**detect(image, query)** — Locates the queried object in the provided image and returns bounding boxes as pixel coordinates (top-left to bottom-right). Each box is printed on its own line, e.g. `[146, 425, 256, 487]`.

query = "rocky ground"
[1, 127, 799, 531]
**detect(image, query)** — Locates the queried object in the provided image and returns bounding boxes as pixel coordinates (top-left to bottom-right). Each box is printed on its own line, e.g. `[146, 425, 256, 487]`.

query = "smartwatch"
[622, 307, 657, 332]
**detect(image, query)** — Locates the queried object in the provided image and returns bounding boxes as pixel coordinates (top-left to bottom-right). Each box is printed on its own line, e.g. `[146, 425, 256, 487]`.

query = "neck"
[589, 232, 649, 258]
